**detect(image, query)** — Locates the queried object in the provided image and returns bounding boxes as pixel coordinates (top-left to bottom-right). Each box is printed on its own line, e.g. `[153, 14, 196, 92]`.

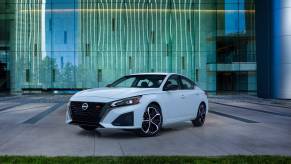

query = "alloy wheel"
[192, 103, 207, 127]
[141, 106, 162, 136]
[198, 104, 206, 123]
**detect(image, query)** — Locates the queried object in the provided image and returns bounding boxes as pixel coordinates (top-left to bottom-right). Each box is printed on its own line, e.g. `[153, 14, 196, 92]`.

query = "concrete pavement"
[0, 94, 290, 156]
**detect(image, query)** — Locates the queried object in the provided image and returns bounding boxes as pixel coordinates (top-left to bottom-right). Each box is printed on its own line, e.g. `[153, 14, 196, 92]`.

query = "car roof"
[128, 72, 175, 76]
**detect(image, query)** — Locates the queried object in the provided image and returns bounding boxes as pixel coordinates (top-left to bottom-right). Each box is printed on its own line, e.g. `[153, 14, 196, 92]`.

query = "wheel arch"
[147, 101, 163, 125]
[200, 101, 206, 107]
[148, 101, 162, 113]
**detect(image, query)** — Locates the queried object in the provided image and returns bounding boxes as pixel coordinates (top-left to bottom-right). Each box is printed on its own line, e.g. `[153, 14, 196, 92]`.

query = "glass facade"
[0, 0, 256, 94]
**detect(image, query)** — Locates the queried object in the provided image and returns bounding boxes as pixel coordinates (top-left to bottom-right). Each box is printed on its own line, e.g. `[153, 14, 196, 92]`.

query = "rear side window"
[164, 75, 180, 90]
[180, 76, 195, 90]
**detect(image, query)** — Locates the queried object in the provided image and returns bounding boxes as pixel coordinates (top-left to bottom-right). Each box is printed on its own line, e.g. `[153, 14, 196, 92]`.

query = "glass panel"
[5, 0, 256, 94]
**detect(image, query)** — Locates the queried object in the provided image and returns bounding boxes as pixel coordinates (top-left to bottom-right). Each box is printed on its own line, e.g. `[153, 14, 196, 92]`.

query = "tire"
[136, 103, 163, 137]
[79, 125, 97, 131]
[192, 103, 206, 127]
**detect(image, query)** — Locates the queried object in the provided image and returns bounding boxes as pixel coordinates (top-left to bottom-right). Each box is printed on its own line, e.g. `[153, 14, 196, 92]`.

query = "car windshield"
[109, 75, 166, 88]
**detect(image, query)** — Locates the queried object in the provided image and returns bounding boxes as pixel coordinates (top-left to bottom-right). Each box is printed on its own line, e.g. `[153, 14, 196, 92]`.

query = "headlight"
[110, 96, 142, 108]
[67, 101, 71, 109]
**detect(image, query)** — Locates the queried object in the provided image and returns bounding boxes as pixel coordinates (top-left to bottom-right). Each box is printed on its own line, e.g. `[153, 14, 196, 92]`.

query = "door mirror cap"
[164, 84, 179, 91]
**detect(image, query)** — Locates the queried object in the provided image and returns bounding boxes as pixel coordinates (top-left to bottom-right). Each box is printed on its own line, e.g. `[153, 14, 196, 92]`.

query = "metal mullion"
[133, 0, 137, 73]
[166, 1, 169, 72]
[93, 1, 97, 82]
[189, 0, 195, 79]
[106, 0, 109, 69]
[179, 0, 183, 73]
[155, 1, 158, 72]
[173, 0, 178, 73]
[142, 0, 146, 72]
[125, 1, 128, 74]
[184, 0, 189, 75]
[150, 1, 153, 72]
[89, 0, 92, 73]
[121, 1, 125, 76]
[86, 0, 89, 72]
[15, 0, 20, 89]
[73, 0, 76, 88]
[25, 1, 30, 85]
[137, 0, 141, 73]
[36, 0, 40, 84]
[115, 0, 118, 77]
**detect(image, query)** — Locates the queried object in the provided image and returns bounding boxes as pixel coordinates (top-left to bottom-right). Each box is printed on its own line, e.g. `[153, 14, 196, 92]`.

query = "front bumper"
[66, 101, 146, 129]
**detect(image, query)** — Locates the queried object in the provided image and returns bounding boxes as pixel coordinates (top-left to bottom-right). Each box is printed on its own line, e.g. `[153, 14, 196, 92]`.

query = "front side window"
[110, 75, 166, 88]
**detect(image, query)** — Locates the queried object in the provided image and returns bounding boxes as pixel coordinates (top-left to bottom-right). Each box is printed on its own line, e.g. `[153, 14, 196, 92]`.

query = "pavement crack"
[93, 131, 96, 156]
[118, 142, 126, 156]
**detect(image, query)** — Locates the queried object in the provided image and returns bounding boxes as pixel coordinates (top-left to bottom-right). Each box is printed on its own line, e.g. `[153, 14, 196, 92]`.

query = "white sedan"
[66, 73, 208, 137]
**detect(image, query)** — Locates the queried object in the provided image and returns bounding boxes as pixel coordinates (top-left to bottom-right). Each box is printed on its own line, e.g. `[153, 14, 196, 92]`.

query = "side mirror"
[164, 84, 179, 91]
[106, 84, 112, 87]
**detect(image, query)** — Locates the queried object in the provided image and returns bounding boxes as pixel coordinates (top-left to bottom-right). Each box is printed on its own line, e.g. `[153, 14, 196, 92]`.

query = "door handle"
[181, 95, 186, 99]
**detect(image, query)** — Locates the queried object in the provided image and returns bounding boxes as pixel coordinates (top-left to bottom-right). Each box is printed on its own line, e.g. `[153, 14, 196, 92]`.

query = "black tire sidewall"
[192, 103, 206, 127]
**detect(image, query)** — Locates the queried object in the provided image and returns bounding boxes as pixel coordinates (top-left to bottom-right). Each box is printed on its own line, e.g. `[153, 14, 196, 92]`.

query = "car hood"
[70, 87, 160, 102]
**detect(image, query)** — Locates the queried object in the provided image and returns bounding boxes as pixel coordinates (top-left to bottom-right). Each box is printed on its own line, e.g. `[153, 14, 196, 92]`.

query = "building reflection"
[0, 0, 256, 94]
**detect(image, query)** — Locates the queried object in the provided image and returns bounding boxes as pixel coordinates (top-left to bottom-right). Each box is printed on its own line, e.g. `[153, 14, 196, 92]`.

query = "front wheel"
[192, 103, 206, 127]
[136, 104, 162, 137]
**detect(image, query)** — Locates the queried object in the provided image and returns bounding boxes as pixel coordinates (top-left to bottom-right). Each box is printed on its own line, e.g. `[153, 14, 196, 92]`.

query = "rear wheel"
[136, 104, 162, 137]
[80, 125, 97, 131]
[192, 103, 206, 127]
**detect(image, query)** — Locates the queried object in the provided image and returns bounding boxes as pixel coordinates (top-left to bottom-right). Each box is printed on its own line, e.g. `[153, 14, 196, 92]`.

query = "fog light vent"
[112, 112, 134, 126]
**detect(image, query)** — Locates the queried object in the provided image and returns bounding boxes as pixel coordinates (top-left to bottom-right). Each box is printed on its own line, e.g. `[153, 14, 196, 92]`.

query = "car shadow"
[98, 130, 138, 139]
[161, 122, 193, 133]
[76, 128, 137, 139]
[76, 129, 100, 137]
[76, 121, 194, 139]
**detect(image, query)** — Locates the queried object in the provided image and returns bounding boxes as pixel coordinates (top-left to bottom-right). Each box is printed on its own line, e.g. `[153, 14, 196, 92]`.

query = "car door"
[161, 75, 186, 123]
[179, 76, 201, 119]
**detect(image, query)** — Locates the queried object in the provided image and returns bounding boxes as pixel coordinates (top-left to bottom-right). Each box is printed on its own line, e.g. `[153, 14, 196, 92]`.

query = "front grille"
[70, 101, 106, 125]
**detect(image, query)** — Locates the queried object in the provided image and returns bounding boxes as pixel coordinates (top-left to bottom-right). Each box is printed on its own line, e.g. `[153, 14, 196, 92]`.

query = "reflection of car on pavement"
[66, 73, 208, 137]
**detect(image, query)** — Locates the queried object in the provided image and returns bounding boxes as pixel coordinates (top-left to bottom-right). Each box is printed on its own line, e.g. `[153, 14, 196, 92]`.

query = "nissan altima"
[66, 73, 208, 137]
